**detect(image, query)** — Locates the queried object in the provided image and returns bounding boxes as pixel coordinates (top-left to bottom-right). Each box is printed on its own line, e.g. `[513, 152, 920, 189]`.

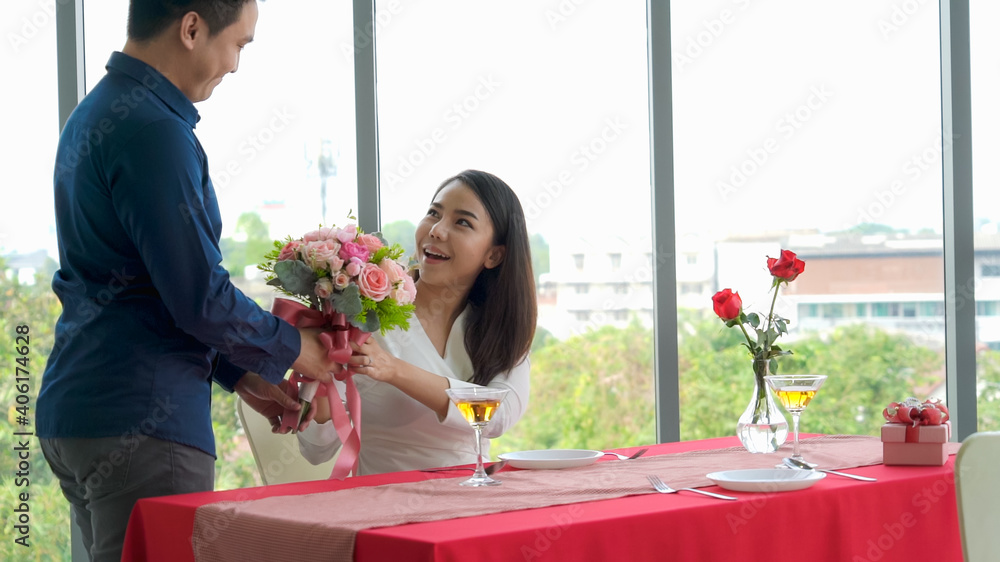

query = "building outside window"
[609, 253, 622, 271]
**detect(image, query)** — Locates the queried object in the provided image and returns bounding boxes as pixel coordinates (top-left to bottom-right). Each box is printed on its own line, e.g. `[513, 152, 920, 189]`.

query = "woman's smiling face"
[415, 180, 505, 290]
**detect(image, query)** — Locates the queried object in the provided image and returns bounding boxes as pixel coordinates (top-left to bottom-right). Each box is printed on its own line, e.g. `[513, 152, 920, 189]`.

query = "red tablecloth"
[122, 436, 963, 561]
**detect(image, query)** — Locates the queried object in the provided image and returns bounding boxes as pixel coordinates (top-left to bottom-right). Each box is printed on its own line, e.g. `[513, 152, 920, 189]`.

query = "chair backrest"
[955, 431, 1000, 562]
[236, 398, 337, 485]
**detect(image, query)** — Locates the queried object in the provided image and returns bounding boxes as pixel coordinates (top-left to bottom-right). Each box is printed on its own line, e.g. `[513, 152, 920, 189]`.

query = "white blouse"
[297, 307, 530, 475]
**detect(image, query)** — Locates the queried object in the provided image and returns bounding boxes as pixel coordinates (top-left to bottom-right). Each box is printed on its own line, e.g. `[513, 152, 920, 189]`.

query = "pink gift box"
[881, 421, 951, 466]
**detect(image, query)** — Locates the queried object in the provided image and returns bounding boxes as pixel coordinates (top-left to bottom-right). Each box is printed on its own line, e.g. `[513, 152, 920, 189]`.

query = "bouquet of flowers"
[258, 221, 416, 477]
[259, 222, 416, 335]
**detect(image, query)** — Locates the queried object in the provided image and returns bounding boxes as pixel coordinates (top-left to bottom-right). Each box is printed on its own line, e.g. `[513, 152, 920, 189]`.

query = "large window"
[2, 3, 988, 558]
[0, 3, 65, 559]
[672, 0, 947, 439]
[0, 3, 61, 267]
[374, 0, 655, 452]
[972, 0, 1000, 431]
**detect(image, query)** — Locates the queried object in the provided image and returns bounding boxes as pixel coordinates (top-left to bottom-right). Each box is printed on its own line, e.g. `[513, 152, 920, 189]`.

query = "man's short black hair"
[127, 0, 254, 41]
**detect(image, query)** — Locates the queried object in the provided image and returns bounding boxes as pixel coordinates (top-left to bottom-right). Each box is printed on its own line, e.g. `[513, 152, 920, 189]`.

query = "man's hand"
[235, 372, 312, 434]
[291, 328, 344, 384]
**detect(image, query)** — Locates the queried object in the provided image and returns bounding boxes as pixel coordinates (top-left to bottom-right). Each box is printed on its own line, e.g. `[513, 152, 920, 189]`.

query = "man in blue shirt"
[37, 2, 341, 560]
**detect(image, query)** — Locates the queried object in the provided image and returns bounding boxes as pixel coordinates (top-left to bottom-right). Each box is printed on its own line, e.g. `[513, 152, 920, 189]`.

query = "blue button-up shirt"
[37, 52, 300, 457]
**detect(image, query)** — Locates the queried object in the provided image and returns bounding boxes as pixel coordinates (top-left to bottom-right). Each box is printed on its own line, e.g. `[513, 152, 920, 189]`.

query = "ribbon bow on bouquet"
[258, 221, 417, 480]
[271, 299, 368, 480]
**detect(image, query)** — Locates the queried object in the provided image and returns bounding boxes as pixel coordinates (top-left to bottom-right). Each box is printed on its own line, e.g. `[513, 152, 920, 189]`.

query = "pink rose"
[303, 227, 337, 243]
[327, 255, 345, 273]
[306, 240, 343, 271]
[393, 271, 417, 305]
[378, 258, 406, 285]
[314, 277, 334, 299]
[346, 258, 363, 277]
[357, 233, 384, 255]
[278, 240, 302, 261]
[333, 272, 351, 289]
[302, 241, 330, 270]
[336, 224, 358, 244]
[339, 241, 370, 263]
[357, 263, 392, 301]
[378, 259, 416, 305]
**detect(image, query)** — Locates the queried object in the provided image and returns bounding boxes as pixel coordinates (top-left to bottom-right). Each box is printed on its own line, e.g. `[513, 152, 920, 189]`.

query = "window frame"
[55, 0, 978, 448]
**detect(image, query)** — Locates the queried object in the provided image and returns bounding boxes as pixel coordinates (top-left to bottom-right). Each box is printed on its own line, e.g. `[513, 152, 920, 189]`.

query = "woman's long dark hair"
[433, 170, 536, 385]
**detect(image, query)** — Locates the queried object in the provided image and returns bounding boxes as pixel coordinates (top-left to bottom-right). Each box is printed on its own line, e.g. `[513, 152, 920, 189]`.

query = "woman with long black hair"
[298, 170, 537, 475]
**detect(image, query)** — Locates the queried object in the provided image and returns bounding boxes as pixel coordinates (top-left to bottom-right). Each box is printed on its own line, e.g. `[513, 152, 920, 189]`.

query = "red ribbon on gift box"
[271, 298, 369, 480]
[882, 398, 950, 427]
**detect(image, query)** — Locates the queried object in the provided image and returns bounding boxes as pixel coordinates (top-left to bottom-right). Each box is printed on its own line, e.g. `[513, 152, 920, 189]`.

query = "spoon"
[782, 457, 877, 481]
[604, 448, 649, 460]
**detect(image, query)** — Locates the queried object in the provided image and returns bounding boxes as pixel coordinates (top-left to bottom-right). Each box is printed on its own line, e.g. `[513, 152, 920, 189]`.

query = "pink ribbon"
[271, 298, 369, 479]
[881, 398, 949, 428]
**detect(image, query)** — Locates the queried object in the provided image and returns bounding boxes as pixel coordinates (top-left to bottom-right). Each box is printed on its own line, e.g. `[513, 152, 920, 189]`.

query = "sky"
[2, 0, 999, 264]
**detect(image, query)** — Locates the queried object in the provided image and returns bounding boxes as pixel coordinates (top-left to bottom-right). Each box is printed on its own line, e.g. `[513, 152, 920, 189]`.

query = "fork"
[646, 475, 737, 501]
[604, 448, 649, 460]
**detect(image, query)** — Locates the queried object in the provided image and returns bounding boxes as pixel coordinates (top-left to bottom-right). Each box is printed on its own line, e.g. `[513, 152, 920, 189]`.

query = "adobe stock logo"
[543, 0, 589, 30]
[673, 0, 756, 72]
[7, 0, 70, 53]
[522, 117, 627, 221]
[210, 106, 295, 194]
[851, 477, 951, 561]
[717, 84, 835, 202]
[848, 131, 954, 228]
[339, 0, 402, 61]
[877, 0, 932, 41]
[382, 76, 501, 192]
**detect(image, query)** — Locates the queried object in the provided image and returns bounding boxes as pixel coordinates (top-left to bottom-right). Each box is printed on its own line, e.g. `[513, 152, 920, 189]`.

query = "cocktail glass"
[444, 387, 509, 486]
[764, 374, 827, 466]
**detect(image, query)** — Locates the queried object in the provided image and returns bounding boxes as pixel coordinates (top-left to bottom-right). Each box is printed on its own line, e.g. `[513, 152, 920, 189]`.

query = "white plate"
[498, 449, 604, 469]
[705, 469, 826, 492]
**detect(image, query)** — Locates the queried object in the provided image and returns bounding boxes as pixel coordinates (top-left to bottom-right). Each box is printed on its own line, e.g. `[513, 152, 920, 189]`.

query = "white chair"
[236, 398, 337, 485]
[955, 431, 1000, 562]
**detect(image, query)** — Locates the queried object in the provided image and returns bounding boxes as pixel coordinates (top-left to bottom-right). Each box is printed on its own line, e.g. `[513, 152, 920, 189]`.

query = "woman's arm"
[350, 337, 530, 436]
[295, 386, 343, 465]
[349, 338, 452, 419]
[296, 415, 342, 464]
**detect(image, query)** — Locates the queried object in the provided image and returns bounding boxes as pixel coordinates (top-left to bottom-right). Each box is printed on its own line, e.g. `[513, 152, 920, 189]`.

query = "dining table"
[121, 434, 964, 561]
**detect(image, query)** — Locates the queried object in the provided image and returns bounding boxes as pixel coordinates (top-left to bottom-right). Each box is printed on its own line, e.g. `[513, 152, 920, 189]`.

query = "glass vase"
[736, 357, 789, 453]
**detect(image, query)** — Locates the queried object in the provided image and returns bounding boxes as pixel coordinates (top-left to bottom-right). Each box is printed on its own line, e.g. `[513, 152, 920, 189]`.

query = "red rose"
[712, 289, 742, 321]
[767, 249, 805, 282]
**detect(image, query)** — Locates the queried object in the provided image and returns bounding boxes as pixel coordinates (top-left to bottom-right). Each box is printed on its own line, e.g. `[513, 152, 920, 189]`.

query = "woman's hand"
[348, 338, 452, 419]
[348, 337, 397, 383]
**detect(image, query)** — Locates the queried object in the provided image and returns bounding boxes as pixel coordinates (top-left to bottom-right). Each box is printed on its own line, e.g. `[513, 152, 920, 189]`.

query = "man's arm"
[109, 119, 336, 383]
